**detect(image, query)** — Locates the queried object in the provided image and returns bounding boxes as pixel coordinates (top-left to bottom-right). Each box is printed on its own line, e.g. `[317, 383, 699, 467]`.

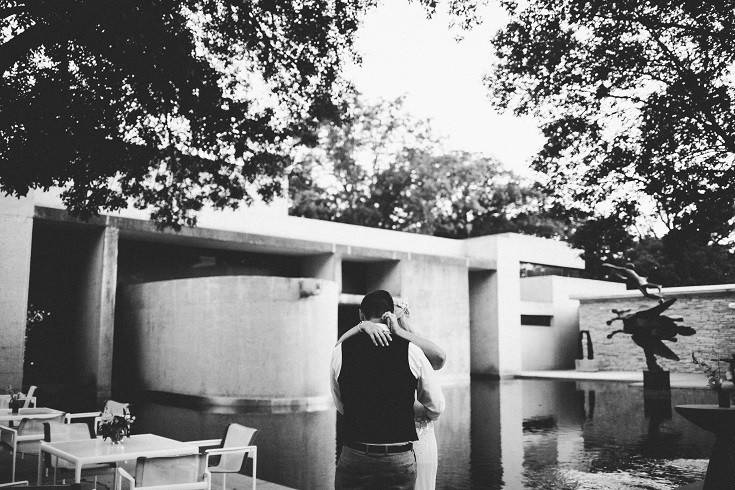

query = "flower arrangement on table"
[5, 386, 23, 413]
[692, 352, 735, 407]
[97, 408, 136, 444]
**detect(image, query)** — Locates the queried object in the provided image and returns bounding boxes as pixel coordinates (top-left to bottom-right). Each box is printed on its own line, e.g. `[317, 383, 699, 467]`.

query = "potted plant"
[692, 352, 735, 408]
[6, 386, 22, 414]
[97, 408, 135, 444]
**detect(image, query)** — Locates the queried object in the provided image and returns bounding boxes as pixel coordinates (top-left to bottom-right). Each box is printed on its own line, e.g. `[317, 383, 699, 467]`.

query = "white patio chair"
[115, 453, 210, 490]
[0, 386, 38, 409]
[115, 446, 253, 490]
[189, 423, 258, 490]
[64, 399, 130, 433]
[21, 387, 37, 409]
[0, 413, 65, 483]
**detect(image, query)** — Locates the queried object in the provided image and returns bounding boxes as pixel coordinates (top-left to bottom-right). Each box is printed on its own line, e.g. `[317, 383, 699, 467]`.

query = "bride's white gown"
[414, 419, 438, 490]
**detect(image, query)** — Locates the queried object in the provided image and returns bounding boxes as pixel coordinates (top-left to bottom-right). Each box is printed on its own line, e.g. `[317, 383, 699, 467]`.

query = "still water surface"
[134, 379, 714, 489]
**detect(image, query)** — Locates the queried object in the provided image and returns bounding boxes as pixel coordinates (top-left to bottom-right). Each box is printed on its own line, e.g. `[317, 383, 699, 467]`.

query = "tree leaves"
[489, 0, 735, 244]
[288, 94, 566, 239]
[0, 0, 484, 228]
[0, 0, 354, 228]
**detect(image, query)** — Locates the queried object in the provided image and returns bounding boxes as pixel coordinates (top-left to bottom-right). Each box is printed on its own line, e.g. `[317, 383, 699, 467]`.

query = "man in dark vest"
[330, 290, 445, 489]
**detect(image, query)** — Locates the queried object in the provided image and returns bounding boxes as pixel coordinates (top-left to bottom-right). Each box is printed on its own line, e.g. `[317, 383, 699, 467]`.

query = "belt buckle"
[363, 443, 387, 455]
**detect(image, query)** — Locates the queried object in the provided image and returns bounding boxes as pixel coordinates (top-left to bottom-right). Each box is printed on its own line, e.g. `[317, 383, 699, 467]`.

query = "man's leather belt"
[345, 441, 413, 454]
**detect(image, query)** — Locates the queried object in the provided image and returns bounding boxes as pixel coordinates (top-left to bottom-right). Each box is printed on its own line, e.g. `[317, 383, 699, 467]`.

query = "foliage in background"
[568, 217, 735, 286]
[288, 94, 568, 238]
[290, 93, 735, 287]
[0, 0, 481, 229]
[489, 0, 735, 246]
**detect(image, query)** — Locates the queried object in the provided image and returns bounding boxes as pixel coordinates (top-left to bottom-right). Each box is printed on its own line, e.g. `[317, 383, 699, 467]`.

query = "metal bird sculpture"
[602, 262, 664, 302]
[606, 298, 696, 371]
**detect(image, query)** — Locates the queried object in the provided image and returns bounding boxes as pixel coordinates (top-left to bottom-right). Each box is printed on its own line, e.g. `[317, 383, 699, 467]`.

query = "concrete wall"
[75, 226, 119, 401]
[520, 277, 624, 370]
[578, 286, 735, 373]
[0, 194, 34, 387]
[469, 271, 497, 375]
[400, 256, 471, 382]
[120, 276, 338, 399]
[2, 190, 603, 390]
[467, 235, 522, 376]
[465, 234, 586, 376]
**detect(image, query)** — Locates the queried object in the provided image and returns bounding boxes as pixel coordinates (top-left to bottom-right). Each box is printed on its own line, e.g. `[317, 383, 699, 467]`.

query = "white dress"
[413, 417, 438, 490]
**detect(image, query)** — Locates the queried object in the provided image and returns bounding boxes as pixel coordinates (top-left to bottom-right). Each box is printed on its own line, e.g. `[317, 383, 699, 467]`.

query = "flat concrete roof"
[34, 206, 480, 267]
[31, 190, 585, 271]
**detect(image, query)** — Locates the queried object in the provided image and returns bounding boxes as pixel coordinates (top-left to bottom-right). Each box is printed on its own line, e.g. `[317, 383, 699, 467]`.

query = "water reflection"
[132, 379, 714, 489]
[133, 402, 336, 489]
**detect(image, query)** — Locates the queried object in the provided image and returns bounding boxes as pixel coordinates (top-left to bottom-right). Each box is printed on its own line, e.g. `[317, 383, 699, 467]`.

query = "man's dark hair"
[360, 290, 394, 320]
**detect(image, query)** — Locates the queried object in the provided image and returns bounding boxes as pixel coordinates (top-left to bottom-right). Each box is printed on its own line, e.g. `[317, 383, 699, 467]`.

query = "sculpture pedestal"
[643, 370, 670, 390]
[675, 405, 735, 490]
[575, 359, 599, 372]
[643, 371, 671, 421]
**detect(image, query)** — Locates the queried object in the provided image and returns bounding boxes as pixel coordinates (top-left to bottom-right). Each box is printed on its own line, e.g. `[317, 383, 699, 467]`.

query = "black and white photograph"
[1, 1, 734, 488]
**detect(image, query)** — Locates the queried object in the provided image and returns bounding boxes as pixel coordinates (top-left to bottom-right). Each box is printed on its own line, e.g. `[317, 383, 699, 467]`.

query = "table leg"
[75, 463, 82, 483]
[36, 448, 43, 485]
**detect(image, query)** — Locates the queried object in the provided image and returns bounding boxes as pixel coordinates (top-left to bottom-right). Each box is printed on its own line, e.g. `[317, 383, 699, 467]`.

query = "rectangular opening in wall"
[341, 261, 368, 295]
[521, 314, 553, 327]
[117, 240, 303, 284]
[341, 259, 399, 296]
[520, 262, 583, 278]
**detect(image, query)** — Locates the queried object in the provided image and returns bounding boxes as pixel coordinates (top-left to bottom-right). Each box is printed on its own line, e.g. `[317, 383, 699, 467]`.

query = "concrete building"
[0, 191, 617, 405]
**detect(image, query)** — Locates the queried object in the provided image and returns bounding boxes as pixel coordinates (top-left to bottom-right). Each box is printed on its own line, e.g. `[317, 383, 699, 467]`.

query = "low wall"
[578, 285, 735, 373]
[118, 276, 338, 401]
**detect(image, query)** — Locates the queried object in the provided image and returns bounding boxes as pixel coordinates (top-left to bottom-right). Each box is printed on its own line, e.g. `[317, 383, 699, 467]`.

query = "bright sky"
[343, 0, 545, 176]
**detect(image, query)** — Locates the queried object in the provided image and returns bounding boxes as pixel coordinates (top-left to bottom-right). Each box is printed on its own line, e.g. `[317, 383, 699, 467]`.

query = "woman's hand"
[382, 312, 408, 339]
[358, 321, 392, 347]
[394, 300, 410, 319]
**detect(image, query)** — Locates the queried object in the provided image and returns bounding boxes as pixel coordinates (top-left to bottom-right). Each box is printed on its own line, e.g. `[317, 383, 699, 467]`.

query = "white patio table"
[37, 433, 199, 485]
[0, 407, 64, 424]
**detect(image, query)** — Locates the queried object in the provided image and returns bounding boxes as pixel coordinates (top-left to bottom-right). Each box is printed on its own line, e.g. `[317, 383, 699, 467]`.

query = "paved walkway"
[516, 370, 709, 389]
[211, 473, 296, 489]
[3, 452, 295, 490]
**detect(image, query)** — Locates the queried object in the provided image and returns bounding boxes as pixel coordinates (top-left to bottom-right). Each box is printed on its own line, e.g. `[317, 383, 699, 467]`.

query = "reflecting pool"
[134, 379, 715, 489]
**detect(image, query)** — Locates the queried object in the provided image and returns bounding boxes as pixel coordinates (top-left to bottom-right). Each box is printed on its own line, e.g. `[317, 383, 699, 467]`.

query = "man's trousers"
[335, 445, 417, 489]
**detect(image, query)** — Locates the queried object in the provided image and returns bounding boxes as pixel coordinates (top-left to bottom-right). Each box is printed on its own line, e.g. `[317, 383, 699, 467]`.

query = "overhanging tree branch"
[0, 23, 52, 73]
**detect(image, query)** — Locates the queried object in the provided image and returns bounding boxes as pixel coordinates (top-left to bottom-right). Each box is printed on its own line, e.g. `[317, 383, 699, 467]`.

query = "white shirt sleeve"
[330, 344, 344, 414]
[408, 343, 445, 420]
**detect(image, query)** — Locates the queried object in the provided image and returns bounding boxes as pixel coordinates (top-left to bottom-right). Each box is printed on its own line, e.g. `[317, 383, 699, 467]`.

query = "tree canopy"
[489, 0, 735, 244]
[0, 0, 481, 228]
[289, 94, 567, 238]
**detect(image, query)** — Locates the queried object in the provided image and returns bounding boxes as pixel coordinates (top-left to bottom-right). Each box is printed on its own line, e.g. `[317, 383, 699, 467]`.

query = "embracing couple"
[330, 290, 446, 489]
